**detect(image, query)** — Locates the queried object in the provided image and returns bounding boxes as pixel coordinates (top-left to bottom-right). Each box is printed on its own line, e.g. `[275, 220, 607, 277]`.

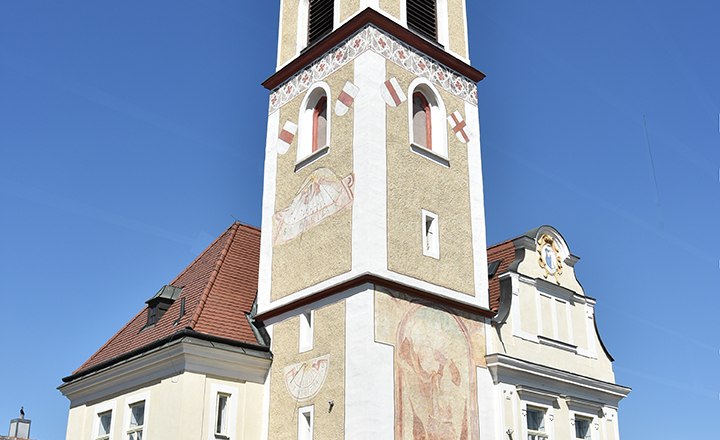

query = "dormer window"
[308, 0, 334, 45]
[145, 285, 182, 327]
[407, 0, 437, 41]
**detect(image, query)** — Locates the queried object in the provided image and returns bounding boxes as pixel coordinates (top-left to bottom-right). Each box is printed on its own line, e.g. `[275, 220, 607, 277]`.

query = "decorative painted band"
[267, 24, 480, 114]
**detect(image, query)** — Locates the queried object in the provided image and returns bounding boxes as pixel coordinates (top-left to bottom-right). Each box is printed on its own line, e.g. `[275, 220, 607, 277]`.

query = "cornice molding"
[263, 9, 484, 114]
[59, 337, 271, 407]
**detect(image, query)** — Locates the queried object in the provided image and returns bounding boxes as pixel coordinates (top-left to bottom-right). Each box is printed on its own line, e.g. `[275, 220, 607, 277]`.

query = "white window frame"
[521, 400, 554, 440]
[421, 209, 439, 259]
[92, 400, 116, 440]
[299, 310, 314, 353]
[122, 392, 149, 440]
[407, 78, 448, 166]
[297, 405, 314, 440]
[206, 383, 239, 440]
[296, 83, 332, 170]
[215, 393, 230, 438]
[571, 410, 597, 440]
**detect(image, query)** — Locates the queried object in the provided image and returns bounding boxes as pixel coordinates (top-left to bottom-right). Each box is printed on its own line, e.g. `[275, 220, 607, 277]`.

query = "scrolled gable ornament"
[537, 234, 563, 283]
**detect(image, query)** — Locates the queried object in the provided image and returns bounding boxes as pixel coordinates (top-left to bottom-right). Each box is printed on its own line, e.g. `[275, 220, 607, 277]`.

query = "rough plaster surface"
[385, 61, 476, 295]
[268, 301, 346, 440]
[379, 0, 401, 20]
[448, 0, 468, 58]
[279, 0, 299, 67]
[271, 63, 355, 300]
[341, 0, 362, 23]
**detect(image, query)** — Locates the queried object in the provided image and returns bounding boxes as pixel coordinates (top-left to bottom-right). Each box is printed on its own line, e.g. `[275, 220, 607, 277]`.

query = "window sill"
[537, 335, 577, 353]
[214, 434, 230, 440]
[410, 143, 449, 168]
[295, 145, 330, 172]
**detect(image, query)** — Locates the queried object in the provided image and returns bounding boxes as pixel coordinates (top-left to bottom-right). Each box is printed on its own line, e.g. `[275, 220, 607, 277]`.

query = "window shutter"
[407, 0, 437, 41]
[308, 0, 334, 45]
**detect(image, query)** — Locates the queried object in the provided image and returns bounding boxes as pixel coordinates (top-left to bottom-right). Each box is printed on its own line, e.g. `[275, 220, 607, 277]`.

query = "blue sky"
[1, 1, 717, 438]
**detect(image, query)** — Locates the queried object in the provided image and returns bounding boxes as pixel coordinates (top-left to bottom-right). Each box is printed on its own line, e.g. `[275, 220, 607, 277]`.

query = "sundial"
[283, 355, 330, 401]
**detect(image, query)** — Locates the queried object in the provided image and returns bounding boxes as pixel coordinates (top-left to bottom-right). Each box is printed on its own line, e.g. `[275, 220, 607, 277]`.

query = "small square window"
[526, 406, 547, 440]
[575, 416, 591, 439]
[215, 393, 230, 438]
[127, 401, 144, 440]
[97, 411, 112, 440]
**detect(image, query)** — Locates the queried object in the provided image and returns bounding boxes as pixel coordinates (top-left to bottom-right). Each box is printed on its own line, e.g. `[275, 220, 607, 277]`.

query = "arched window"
[408, 79, 447, 162]
[297, 84, 331, 167]
[312, 96, 327, 153]
[412, 91, 432, 150]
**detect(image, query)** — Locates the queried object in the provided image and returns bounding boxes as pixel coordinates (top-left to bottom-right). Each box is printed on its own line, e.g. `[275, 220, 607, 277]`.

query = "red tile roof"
[487, 240, 517, 312]
[72, 222, 262, 376]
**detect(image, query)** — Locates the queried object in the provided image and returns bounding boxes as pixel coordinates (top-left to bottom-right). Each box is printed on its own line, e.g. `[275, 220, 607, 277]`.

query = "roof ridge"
[73, 308, 146, 374]
[188, 222, 240, 329]
[169, 223, 238, 286]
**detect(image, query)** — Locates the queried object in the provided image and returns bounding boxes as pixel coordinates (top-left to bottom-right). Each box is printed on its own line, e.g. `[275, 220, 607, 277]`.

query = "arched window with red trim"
[312, 96, 328, 153]
[412, 91, 432, 150]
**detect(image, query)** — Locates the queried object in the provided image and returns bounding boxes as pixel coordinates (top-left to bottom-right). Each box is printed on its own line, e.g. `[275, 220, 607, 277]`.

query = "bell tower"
[256, 2, 495, 439]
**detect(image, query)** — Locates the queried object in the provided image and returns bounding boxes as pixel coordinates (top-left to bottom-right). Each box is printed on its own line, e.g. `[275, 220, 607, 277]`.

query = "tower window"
[412, 92, 432, 150]
[407, 0, 437, 41]
[312, 96, 327, 153]
[299, 311, 314, 352]
[422, 210, 439, 259]
[298, 406, 314, 440]
[308, 0, 334, 45]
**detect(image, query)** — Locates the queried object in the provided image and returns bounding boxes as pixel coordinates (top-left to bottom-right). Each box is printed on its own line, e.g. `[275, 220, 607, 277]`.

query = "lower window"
[96, 410, 112, 440]
[575, 416, 591, 439]
[526, 406, 548, 440]
[127, 401, 145, 440]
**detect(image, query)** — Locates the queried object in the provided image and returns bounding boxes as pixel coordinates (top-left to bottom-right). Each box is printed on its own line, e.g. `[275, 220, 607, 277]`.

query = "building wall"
[270, 63, 355, 301]
[385, 61, 476, 296]
[64, 371, 265, 440]
[267, 300, 346, 440]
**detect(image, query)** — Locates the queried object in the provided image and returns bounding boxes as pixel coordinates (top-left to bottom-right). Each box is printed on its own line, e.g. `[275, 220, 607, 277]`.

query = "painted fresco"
[376, 289, 485, 440]
[272, 167, 355, 245]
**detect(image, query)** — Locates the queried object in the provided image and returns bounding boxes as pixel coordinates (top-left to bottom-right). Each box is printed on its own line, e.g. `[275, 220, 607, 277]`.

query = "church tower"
[256, 1, 494, 438]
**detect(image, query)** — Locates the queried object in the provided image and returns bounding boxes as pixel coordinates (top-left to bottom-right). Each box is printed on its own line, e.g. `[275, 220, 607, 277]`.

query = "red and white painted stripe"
[335, 81, 360, 116]
[276, 121, 297, 155]
[381, 77, 406, 107]
[447, 111, 470, 144]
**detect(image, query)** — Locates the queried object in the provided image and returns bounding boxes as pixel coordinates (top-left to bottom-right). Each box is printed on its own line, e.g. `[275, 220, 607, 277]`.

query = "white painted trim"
[258, 267, 492, 323]
[333, 0, 341, 31]
[352, 51, 388, 274]
[464, 100, 489, 306]
[206, 383, 239, 440]
[297, 82, 332, 164]
[276, 0, 287, 69]
[122, 391, 150, 440]
[407, 77, 448, 158]
[400, 0, 407, 26]
[570, 409, 599, 440]
[344, 286, 394, 438]
[296, 0, 310, 55]
[521, 400, 555, 440]
[257, 110, 280, 312]
[461, 0, 470, 61]
[436, 0, 449, 48]
[476, 367, 496, 440]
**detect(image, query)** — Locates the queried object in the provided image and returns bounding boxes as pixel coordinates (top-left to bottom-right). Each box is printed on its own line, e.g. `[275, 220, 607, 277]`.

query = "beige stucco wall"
[64, 372, 265, 440]
[448, 0, 468, 58]
[268, 301, 346, 440]
[385, 61, 476, 295]
[278, 0, 299, 67]
[271, 64, 355, 300]
[341, 0, 362, 23]
[379, 0, 401, 20]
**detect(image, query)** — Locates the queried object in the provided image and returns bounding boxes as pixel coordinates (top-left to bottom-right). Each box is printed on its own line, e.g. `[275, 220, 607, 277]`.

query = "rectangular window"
[298, 406, 313, 440]
[407, 0, 437, 41]
[215, 393, 230, 438]
[526, 407, 547, 440]
[299, 311, 314, 352]
[575, 416, 591, 439]
[422, 210, 439, 259]
[127, 401, 145, 440]
[97, 411, 112, 440]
